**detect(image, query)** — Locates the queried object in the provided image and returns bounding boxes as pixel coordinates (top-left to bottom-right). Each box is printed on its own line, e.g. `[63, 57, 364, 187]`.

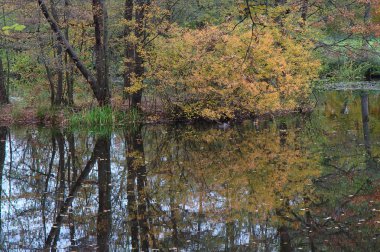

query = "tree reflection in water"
[0, 91, 379, 251]
[0, 126, 8, 250]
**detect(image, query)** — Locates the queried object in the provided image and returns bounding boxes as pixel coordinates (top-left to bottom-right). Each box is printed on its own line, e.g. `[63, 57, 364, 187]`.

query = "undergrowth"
[69, 106, 142, 129]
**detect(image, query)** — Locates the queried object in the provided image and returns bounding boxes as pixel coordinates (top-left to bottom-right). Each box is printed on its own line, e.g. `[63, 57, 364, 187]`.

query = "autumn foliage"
[146, 21, 320, 120]
[2, 0, 379, 123]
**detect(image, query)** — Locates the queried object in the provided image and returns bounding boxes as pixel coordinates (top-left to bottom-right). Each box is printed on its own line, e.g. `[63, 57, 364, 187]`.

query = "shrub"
[146, 22, 320, 121]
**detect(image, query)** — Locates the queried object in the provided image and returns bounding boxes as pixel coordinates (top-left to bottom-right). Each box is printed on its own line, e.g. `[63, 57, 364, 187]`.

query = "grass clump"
[70, 106, 115, 128]
[69, 106, 143, 129]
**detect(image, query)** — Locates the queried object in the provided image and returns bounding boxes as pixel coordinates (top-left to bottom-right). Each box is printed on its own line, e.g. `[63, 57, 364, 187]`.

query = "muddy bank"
[0, 103, 314, 128]
[0, 105, 39, 126]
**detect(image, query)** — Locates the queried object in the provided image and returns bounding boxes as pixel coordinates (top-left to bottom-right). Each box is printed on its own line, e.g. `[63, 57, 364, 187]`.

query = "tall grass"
[69, 106, 142, 129]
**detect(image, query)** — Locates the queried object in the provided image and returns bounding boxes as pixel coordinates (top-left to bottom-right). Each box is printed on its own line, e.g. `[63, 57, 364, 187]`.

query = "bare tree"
[37, 0, 111, 105]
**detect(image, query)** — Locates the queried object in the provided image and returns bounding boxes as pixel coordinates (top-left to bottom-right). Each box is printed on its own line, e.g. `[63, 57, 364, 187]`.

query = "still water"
[0, 90, 379, 251]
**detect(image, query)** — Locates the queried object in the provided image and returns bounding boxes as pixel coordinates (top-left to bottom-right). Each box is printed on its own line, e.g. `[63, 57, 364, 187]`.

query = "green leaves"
[1, 23, 26, 35]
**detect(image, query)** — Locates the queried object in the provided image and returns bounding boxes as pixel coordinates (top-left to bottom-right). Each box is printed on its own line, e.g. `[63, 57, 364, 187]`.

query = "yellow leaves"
[146, 20, 320, 120]
[124, 32, 139, 45]
[124, 74, 145, 94]
[142, 122, 322, 224]
[153, 122, 320, 222]
[200, 108, 221, 121]
[127, 150, 145, 167]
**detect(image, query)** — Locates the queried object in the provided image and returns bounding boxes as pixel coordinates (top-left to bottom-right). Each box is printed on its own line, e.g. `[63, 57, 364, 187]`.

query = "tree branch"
[37, 0, 99, 100]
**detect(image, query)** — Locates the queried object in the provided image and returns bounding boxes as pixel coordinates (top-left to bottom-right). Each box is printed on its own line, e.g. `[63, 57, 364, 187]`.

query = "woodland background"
[0, 0, 379, 124]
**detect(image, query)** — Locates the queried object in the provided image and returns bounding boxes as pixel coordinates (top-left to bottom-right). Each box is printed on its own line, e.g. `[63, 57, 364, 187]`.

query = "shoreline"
[0, 104, 314, 128]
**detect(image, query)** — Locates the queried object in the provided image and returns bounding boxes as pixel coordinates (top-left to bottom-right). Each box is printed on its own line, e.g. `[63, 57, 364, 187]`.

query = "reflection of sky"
[0, 131, 282, 251]
[1, 91, 380, 251]
[1, 133, 95, 250]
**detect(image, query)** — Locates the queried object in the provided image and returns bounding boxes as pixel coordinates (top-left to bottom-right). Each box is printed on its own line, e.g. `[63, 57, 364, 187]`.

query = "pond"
[0, 90, 379, 251]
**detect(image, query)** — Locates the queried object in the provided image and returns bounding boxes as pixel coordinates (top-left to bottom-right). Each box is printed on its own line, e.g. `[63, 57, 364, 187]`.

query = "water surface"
[0, 90, 380, 251]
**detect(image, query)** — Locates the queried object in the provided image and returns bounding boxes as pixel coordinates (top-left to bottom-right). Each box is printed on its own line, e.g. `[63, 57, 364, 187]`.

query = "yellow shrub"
[146, 21, 320, 120]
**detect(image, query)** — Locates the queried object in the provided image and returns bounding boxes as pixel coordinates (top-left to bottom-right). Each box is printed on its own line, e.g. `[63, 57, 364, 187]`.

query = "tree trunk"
[279, 226, 292, 252]
[50, 0, 64, 106]
[126, 129, 140, 251]
[93, 0, 110, 106]
[0, 127, 7, 231]
[126, 126, 150, 250]
[45, 137, 99, 248]
[131, 0, 149, 109]
[64, 0, 74, 106]
[2, 7, 11, 104]
[0, 57, 8, 105]
[361, 93, 371, 154]
[38, 0, 110, 105]
[42, 55, 56, 106]
[124, 0, 134, 102]
[66, 132, 76, 250]
[363, 2, 371, 52]
[301, 0, 309, 22]
[275, 0, 287, 5]
[52, 130, 66, 250]
[97, 135, 111, 252]
[135, 132, 149, 251]
[364, 2, 371, 23]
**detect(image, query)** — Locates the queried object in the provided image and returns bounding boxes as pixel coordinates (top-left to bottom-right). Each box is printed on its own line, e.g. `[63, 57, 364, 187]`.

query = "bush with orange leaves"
[146, 21, 320, 121]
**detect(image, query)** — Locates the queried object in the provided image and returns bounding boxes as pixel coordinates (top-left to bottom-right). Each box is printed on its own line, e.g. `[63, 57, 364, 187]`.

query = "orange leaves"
[146, 20, 320, 120]
[143, 120, 321, 225]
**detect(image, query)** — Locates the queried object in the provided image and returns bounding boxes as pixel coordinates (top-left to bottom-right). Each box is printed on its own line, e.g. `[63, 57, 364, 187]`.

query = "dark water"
[0, 90, 380, 251]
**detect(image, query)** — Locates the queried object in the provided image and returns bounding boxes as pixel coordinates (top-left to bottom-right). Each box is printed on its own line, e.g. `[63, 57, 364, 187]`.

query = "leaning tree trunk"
[93, 0, 110, 106]
[38, 0, 111, 106]
[0, 57, 9, 105]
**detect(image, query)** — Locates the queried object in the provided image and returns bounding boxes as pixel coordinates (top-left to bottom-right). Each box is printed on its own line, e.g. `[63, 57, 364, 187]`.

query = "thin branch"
[37, 0, 99, 101]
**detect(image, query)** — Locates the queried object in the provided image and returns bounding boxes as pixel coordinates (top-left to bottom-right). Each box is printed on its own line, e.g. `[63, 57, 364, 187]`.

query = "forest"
[1, 1, 380, 251]
[0, 0, 379, 125]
